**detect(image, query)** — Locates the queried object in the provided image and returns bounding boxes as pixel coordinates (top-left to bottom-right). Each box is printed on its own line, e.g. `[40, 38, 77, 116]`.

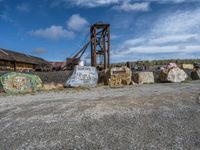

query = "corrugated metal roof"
[0, 48, 49, 65]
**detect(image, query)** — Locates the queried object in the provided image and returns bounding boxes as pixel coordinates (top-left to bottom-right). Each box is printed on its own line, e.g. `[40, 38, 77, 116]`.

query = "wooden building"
[0, 48, 51, 72]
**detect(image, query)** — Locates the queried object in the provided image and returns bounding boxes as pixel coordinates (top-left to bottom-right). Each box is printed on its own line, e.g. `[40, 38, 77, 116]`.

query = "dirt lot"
[0, 81, 200, 149]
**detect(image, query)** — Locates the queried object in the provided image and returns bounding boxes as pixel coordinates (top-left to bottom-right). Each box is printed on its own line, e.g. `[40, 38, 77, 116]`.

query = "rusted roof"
[0, 48, 49, 65]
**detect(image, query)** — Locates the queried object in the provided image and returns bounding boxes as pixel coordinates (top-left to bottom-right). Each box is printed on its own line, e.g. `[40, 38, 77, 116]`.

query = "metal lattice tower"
[90, 23, 110, 70]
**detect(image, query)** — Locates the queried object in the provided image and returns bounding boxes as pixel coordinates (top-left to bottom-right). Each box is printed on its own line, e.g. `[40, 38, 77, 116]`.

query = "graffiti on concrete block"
[65, 66, 98, 87]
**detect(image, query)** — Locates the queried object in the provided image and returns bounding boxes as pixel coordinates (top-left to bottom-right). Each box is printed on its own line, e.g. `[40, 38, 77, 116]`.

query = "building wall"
[0, 60, 34, 71]
[0, 60, 15, 71]
[15, 62, 34, 71]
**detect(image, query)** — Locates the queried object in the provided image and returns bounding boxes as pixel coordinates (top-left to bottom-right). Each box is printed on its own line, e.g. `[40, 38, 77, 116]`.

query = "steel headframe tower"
[90, 23, 110, 70]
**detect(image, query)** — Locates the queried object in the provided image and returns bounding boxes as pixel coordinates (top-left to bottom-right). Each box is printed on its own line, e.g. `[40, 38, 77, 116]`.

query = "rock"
[194, 63, 200, 69]
[0, 72, 43, 94]
[65, 66, 98, 87]
[108, 66, 132, 88]
[165, 63, 177, 69]
[191, 69, 200, 80]
[181, 64, 194, 70]
[109, 75, 122, 88]
[133, 72, 154, 84]
[160, 67, 188, 83]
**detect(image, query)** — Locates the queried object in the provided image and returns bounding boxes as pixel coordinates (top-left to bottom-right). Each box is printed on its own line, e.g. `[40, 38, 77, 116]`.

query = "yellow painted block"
[181, 64, 194, 70]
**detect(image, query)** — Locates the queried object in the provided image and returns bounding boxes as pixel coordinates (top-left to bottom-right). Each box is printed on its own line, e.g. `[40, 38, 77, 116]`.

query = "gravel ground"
[0, 81, 200, 149]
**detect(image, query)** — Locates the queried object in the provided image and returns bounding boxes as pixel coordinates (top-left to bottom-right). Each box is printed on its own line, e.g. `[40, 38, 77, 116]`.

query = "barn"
[0, 48, 51, 72]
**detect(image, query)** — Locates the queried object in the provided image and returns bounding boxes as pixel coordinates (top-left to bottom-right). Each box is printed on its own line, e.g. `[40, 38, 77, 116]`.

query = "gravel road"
[0, 81, 200, 150]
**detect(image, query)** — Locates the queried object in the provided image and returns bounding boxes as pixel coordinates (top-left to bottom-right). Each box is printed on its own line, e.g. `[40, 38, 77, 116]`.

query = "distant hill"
[112, 59, 200, 67]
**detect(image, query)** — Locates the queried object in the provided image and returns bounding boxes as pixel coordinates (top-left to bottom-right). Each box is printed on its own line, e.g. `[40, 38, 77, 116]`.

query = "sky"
[0, 0, 200, 63]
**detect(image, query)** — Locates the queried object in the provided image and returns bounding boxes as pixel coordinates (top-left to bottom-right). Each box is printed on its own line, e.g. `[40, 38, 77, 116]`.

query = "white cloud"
[29, 25, 75, 40]
[68, 0, 120, 7]
[67, 14, 89, 31]
[155, 0, 198, 3]
[17, 3, 30, 12]
[117, 45, 200, 55]
[53, 0, 198, 8]
[113, 2, 150, 12]
[124, 38, 146, 46]
[116, 34, 200, 55]
[29, 14, 89, 40]
[149, 34, 198, 45]
[111, 34, 121, 39]
[112, 43, 200, 62]
[153, 9, 200, 34]
[112, 7, 200, 61]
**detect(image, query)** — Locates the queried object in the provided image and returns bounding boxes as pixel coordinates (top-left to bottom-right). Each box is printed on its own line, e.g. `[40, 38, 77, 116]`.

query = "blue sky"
[0, 0, 200, 63]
